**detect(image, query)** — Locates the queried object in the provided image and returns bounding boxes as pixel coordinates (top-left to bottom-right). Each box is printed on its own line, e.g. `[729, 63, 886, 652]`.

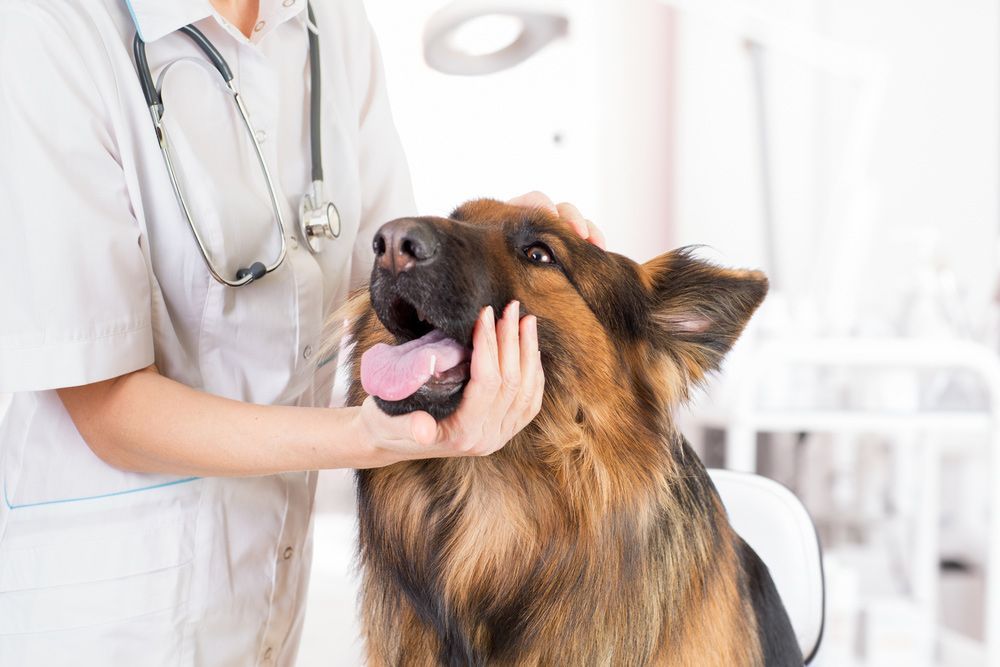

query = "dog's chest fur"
[356, 427, 764, 667]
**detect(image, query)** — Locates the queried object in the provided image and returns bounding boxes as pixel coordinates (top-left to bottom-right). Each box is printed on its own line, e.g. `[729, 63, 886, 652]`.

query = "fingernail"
[483, 306, 494, 325]
[509, 300, 520, 319]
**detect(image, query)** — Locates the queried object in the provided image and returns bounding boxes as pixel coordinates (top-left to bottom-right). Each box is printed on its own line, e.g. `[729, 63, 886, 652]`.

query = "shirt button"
[288, 235, 298, 250]
[263, 647, 273, 661]
[282, 0, 296, 6]
[254, 20, 266, 32]
[283, 546, 294, 560]
[303, 345, 313, 360]
[254, 129, 267, 144]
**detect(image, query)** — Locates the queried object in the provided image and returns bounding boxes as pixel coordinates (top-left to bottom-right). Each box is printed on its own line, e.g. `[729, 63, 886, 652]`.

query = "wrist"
[344, 403, 403, 469]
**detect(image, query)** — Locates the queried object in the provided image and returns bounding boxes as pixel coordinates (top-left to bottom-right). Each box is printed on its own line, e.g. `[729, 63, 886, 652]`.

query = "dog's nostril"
[398, 230, 437, 262]
[374, 218, 439, 275]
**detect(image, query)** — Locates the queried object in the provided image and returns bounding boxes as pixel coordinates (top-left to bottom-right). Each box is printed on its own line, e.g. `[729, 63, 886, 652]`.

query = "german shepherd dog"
[337, 199, 802, 666]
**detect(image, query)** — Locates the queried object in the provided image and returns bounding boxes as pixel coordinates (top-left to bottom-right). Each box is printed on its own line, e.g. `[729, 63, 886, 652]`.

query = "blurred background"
[297, 0, 1000, 664]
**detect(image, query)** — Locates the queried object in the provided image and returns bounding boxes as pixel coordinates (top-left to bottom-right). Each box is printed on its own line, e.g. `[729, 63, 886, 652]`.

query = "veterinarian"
[0, 1, 605, 665]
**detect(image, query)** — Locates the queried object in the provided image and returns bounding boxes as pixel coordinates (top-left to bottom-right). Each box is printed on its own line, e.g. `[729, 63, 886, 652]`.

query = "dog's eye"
[524, 243, 554, 264]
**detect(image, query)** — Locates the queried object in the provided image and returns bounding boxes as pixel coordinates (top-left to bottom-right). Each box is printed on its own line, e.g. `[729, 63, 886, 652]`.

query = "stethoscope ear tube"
[177, 25, 234, 82]
[132, 34, 161, 109]
[133, 25, 232, 109]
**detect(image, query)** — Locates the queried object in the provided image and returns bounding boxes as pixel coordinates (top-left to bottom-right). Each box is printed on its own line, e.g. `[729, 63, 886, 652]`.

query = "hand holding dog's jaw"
[355, 301, 543, 464]
[351, 196, 766, 467]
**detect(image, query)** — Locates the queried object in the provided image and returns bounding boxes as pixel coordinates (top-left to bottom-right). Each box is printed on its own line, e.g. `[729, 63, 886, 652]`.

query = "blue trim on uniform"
[122, 0, 146, 42]
[3, 476, 200, 511]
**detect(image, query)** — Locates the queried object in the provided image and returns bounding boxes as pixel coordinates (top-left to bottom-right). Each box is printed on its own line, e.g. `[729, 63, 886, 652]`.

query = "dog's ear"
[643, 248, 768, 380]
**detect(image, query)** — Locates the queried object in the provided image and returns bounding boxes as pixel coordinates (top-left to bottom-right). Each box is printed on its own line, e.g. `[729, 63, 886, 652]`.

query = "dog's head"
[344, 199, 767, 425]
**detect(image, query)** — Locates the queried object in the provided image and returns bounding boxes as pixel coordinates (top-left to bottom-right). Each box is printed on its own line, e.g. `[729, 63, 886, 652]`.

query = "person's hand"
[508, 191, 607, 249]
[356, 300, 543, 463]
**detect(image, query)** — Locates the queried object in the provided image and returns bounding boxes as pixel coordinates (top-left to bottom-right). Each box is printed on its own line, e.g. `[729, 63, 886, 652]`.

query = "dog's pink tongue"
[361, 330, 470, 401]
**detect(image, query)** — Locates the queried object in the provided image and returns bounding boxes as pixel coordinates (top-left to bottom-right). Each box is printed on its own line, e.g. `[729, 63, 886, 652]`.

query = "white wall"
[364, 0, 1000, 329]
[672, 0, 999, 338]
[363, 0, 678, 262]
[301, 2, 1000, 664]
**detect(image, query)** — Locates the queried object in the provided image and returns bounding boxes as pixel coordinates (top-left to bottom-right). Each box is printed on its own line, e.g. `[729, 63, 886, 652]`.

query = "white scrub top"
[0, 0, 414, 665]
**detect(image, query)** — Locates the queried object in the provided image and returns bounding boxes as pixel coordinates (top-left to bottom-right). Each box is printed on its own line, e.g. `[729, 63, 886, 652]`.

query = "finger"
[508, 191, 558, 215]
[490, 303, 524, 449]
[586, 219, 607, 249]
[447, 306, 502, 451]
[509, 314, 541, 427]
[359, 398, 438, 457]
[469, 305, 501, 387]
[530, 349, 545, 418]
[556, 202, 590, 240]
[496, 301, 523, 407]
[408, 411, 439, 448]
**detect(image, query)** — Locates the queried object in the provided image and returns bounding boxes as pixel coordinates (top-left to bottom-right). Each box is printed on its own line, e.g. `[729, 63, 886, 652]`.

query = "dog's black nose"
[374, 218, 440, 275]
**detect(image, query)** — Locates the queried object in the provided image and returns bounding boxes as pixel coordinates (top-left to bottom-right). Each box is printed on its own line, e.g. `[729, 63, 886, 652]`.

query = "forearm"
[57, 302, 544, 475]
[57, 365, 393, 476]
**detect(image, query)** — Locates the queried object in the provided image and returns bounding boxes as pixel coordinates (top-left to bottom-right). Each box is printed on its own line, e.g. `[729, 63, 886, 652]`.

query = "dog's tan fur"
[333, 200, 798, 666]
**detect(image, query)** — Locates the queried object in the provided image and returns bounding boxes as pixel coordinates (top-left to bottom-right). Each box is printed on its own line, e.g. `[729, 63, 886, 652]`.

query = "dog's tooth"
[429, 354, 437, 377]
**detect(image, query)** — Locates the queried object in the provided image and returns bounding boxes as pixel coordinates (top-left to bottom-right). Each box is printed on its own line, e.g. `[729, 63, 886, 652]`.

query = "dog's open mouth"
[361, 296, 472, 410]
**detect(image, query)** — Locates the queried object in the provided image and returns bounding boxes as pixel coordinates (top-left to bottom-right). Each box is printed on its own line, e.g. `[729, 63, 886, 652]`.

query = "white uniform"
[0, 0, 414, 664]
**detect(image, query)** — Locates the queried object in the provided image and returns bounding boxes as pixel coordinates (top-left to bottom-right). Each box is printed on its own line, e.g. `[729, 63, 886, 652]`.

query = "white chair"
[710, 468, 825, 663]
[703, 337, 1000, 663]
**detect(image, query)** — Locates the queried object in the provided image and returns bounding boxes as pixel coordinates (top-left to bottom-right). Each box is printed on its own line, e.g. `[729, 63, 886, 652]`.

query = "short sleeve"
[0, 5, 154, 392]
[349, 7, 417, 288]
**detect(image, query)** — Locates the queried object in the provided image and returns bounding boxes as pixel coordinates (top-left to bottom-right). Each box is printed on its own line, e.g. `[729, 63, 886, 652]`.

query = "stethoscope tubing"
[130, 4, 327, 287]
[306, 4, 323, 184]
[133, 25, 233, 111]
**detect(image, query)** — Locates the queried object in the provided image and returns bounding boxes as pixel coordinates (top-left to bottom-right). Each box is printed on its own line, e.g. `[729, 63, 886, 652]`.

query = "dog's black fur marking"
[739, 539, 802, 667]
[353, 202, 803, 666]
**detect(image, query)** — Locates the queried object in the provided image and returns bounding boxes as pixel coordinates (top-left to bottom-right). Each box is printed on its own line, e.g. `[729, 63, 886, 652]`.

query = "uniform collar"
[124, 0, 307, 43]
[123, 0, 212, 43]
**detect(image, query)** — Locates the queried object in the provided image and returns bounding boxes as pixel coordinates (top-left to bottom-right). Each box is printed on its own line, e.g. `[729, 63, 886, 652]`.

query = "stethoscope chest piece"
[299, 180, 341, 253]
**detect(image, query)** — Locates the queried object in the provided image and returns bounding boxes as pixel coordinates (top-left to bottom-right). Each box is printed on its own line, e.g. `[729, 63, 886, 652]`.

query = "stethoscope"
[130, 3, 340, 287]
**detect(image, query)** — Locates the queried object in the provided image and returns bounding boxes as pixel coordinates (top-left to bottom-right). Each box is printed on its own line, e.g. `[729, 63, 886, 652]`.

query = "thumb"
[406, 410, 438, 447]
